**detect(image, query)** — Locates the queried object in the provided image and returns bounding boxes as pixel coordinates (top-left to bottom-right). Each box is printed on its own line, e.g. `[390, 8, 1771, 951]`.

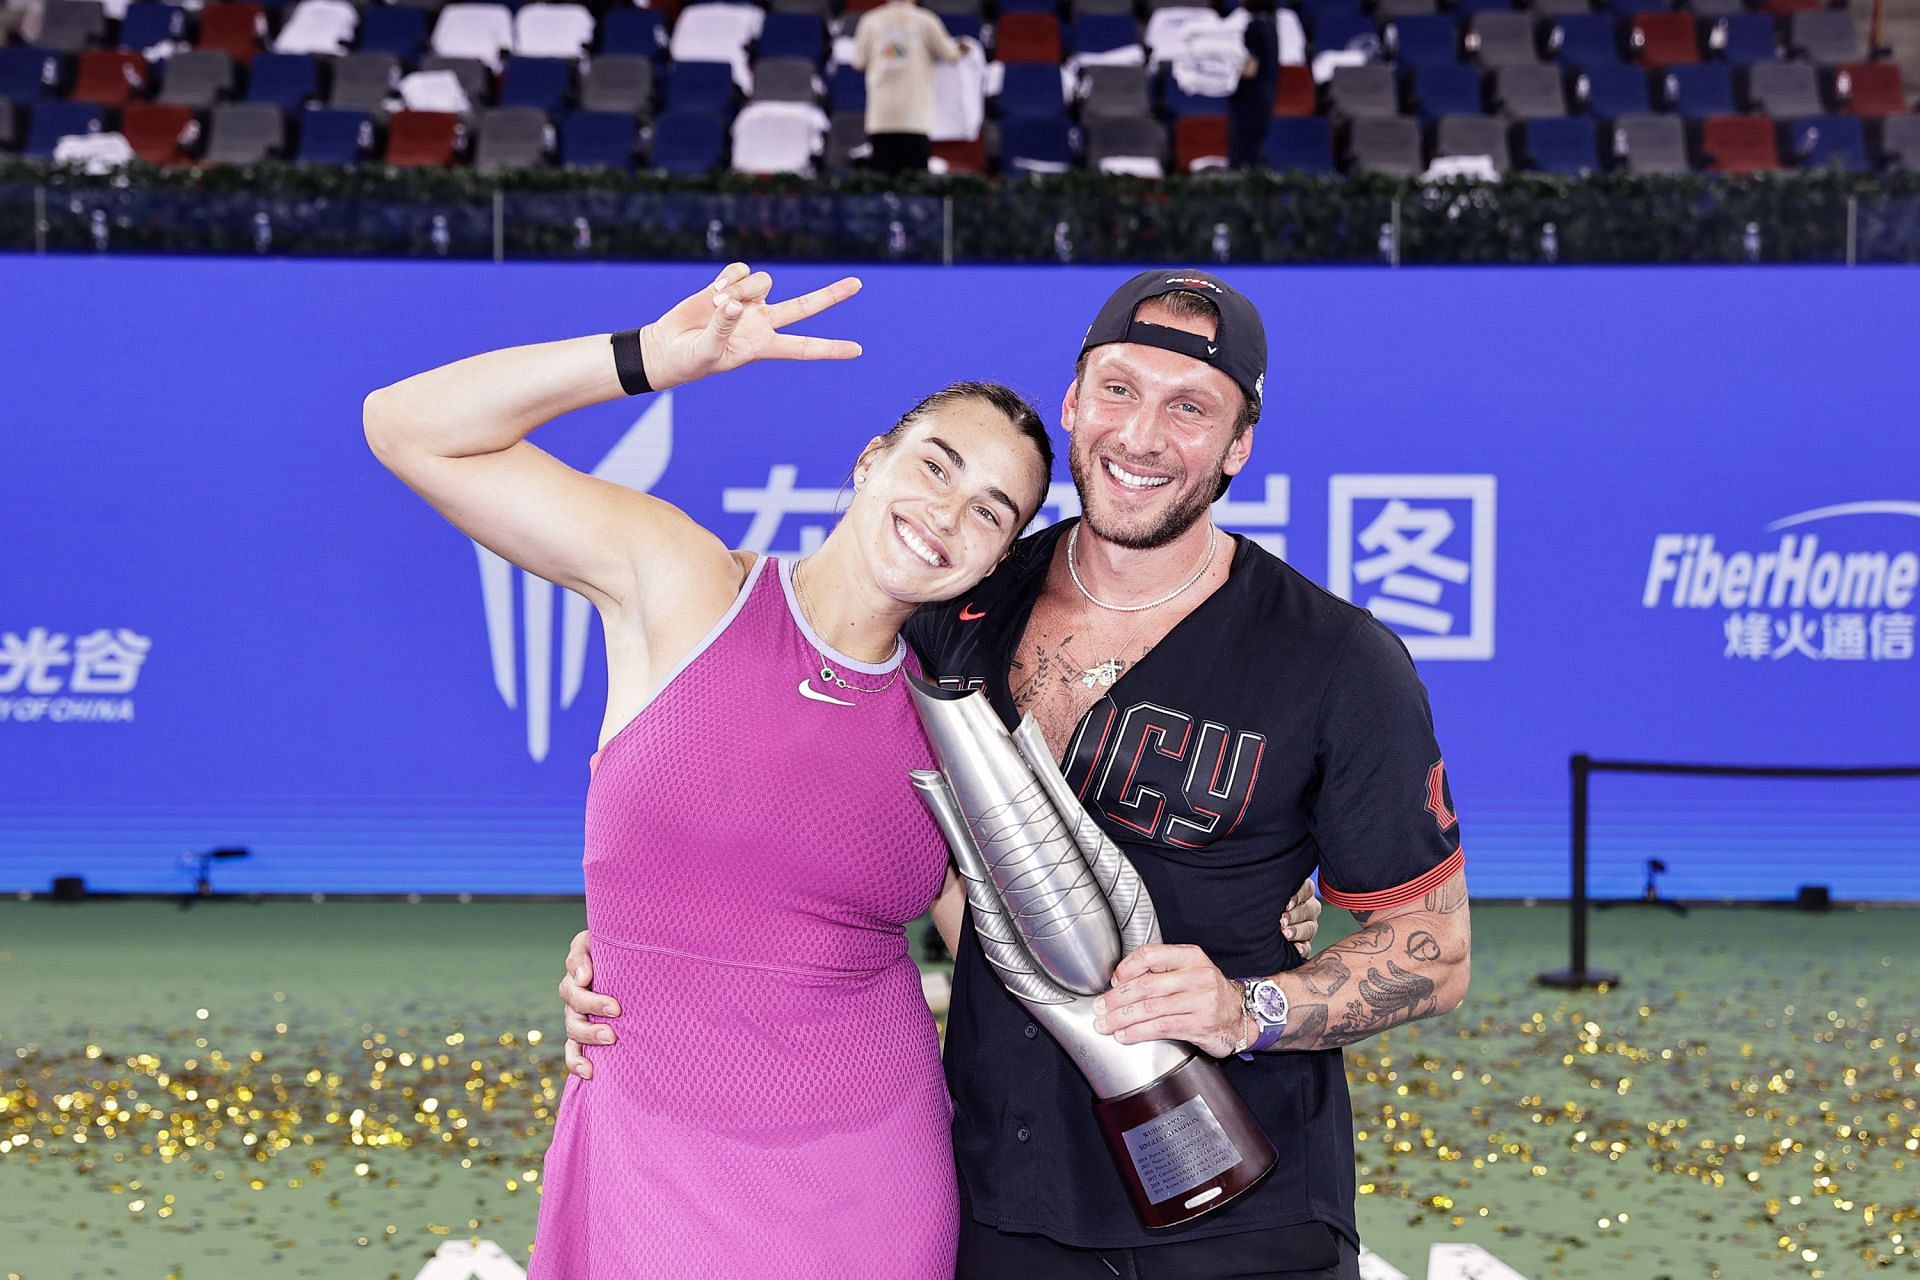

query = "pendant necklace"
[1065, 522, 1219, 689]
[792, 558, 902, 696]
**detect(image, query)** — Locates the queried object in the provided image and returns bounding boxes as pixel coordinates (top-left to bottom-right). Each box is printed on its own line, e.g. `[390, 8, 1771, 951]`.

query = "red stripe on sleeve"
[1320, 847, 1465, 913]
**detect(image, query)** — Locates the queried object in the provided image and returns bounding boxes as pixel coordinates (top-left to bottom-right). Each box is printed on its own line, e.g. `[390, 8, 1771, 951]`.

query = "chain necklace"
[1064, 522, 1219, 688]
[791, 558, 903, 696]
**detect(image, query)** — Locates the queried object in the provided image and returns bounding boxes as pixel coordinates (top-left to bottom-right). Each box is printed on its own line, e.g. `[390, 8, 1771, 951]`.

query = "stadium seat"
[1532, 0, 1591, 18]
[386, 111, 464, 166]
[649, 109, 726, 173]
[119, 2, 188, 53]
[0, 49, 63, 102]
[158, 51, 237, 108]
[1264, 114, 1335, 170]
[1608, 0, 1670, 16]
[1547, 15, 1621, 71]
[1663, 64, 1735, 118]
[1577, 64, 1650, 116]
[1457, 0, 1514, 15]
[1707, 14, 1776, 67]
[1001, 0, 1056, 12]
[1466, 12, 1537, 67]
[1071, 14, 1142, 61]
[598, 8, 667, 59]
[474, 106, 551, 169]
[1435, 113, 1511, 170]
[35, 0, 105, 54]
[751, 58, 819, 104]
[69, 51, 148, 107]
[668, 3, 763, 90]
[823, 110, 865, 171]
[1081, 64, 1150, 120]
[1787, 12, 1859, 66]
[667, 60, 735, 114]
[827, 64, 865, 115]
[0, 101, 16, 152]
[939, 12, 982, 42]
[1410, 64, 1484, 119]
[1834, 63, 1908, 119]
[1377, 0, 1435, 18]
[418, 55, 493, 107]
[245, 53, 320, 111]
[1274, 64, 1315, 115]
[1002, 114, 1076, 172]
[434, 3, 515, 71]
[1879, 113, 1920, 168]
[580, 56, 653, 116]
[203, 101, 286, 162]
[1086, 114, 1165, 175]
[274, 0, 357, 56]
[1329, 64, 1398, 117]
[1000, 63, 1069, 118]
[1388, 15, 1460, 67]
[1700, 113, 1779, 171]
[1764, 0, 1823, 14]
[1312, 11, 1380, 56]
[1689, 0, 1743, 16]
[199, 5, 267, 65]
[121, 101, 198, 163]
[25, 101, 104, 158]
[1522, 114, 1598, 171]
[998, 14, 1064, 63]
[1787, 113, 1866, 170]
[926, 0, 981, 15]
[1161, 73, 1234, 119]
[358, 7, 428, 62]
[757, 12, 825, 63]
[514, 3, 594, 60]
[561, 109, 637, 170]
[930, 134, 987, 172]
[1610, 111, 1686, 171]
[330, 53, 402, 116]
[1746, 61, 1821, 118]
[1173, 113, 1228, 169]
[1630, 13, 1697, 68]
[1347, 115, 1421, 173]
[296, 107, 373, 164]
[499, 56, 572, 113]
[1299, 0, 1362, 24]
[1068, 0, 1132, 16]
[1492, 64, 1566, 117]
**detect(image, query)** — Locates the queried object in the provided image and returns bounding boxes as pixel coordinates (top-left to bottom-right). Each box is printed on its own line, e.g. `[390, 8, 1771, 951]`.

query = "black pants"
[869, 131, 932, 174]
[956, 1217, 1362, 1280]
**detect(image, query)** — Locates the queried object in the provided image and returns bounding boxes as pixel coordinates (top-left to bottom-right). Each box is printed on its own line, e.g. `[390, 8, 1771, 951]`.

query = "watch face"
[1251, 981, 1288, 1023]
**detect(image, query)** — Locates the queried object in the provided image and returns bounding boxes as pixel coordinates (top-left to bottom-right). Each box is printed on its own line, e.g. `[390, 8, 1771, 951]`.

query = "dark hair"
[871, 380, 1055, 517]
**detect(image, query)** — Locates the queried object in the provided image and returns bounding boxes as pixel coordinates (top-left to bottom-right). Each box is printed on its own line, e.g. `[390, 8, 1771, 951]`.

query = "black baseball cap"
[1079, 270, 1267, 424]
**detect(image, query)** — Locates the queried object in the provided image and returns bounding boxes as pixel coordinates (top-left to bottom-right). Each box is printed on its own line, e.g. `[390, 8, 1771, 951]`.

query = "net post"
[1539, 752, 1619, 989]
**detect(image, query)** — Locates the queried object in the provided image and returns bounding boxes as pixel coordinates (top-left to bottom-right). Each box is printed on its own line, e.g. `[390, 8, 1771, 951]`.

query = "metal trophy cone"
[907, 677, 1276, 1229]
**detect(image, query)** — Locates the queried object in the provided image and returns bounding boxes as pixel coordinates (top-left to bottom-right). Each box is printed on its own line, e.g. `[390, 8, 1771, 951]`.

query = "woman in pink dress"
[364, 265, 1055, 1278]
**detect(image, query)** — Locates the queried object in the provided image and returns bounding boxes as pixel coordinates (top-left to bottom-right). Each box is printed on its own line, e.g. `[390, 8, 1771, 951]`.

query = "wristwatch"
[1236, 976, 1289, 1055]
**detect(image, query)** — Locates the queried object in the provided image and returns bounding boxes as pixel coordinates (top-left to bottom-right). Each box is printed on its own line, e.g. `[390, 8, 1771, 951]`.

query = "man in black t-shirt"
[561, 270, 1471, 1279]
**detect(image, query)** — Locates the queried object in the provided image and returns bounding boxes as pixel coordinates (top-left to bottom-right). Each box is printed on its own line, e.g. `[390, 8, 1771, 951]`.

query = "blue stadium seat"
[0, 47, 64, 101]
[1788, 114, 1867, 171]
[999, 0, 1058, 12]
[26, 101, 104, 158]
[758, 13, 824, 63]
[1300, 0, 1363, 24]
[247, 52, 320, 112]
[1549, 15, 1622, 69]
[1161, 69, 1232, 117]
[1264, 115, 1335, 171]
[1662, 64, 1734, 118]
[1001, 116, 1074, 171]
[562, 109, 637, 171]
[297, 108, 373, 165]
[500, 56, 572, 113]
[1410, 64, 1483, 119]
[828, 64, 865, 114]
[1071, 14, 1139, 57]
[649, 110, 725, 173]
[1709, 14, 1776, 67]
[358, 6, 428, 61]
[1523, 116, 1600, 172]
[1312, 12, 1379, 54]
[1606, 0, 1669, 16]
[666, 60, 735, 114]
[1455, 0, 1513, 14]
[1389, 15, 1461, 67]
[599, 8, 667, 59]
[998, 62, 1067, 117]
[940, 13, 982, 41]
[1578, 64, 1651, 115]
[119, 2, 187, 51]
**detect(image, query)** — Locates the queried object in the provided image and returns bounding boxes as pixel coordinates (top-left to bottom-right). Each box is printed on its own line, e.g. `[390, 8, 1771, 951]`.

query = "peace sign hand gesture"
[638, 262, 864, 392]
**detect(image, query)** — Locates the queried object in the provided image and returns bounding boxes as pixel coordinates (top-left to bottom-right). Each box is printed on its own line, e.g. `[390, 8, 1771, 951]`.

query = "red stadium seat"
[197, 4, 267, 65]
[1701, 114, 1780, 172]
[69, 50, 149, 106]
[1174, 114, 1229, 171]
[841, 0, 885, 11]
[1835, 63, 1909, 118]
[121, 101, 198, 163]
[1274, 64, 1315, 116]
[1631, 13, 1698, 68]
[995, 13, 1062, 64]
[386, 110, 464, 166]
[1763, 0, 1822, 15]
[931, 134, 986, 173]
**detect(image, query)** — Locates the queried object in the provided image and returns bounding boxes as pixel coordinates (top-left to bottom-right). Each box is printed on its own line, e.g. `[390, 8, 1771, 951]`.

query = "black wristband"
[610, 328, 653, 396]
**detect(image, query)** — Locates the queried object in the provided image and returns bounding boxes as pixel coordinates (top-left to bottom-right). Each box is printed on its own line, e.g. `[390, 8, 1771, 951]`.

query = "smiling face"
[844, 395, 1051, 605]
[1063, 300, 1254, 551]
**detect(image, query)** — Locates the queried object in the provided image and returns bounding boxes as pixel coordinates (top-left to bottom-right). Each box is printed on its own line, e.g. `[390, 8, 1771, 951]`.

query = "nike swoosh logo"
[798, 679, 854, 707]
[959, 604, 987, 621]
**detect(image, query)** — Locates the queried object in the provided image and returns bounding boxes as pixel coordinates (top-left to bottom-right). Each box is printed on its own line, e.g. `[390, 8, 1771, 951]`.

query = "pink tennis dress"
[527, 555, 959, 1279]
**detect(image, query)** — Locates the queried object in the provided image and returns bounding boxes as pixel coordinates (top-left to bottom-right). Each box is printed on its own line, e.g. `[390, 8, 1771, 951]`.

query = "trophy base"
[1093, 1055, 1278, 1229]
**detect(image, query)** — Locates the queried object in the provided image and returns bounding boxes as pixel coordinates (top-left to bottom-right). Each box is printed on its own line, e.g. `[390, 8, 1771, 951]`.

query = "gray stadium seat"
[1329, 65, 1399, 119]
[330, 52, 402, 117]
[1144, 0, 1200, 12]
[420, 55, 493, 108]
[158, 51, 236, 108]
[202, 103, 285, 163]
[1747, 62, 1822, 119]
[1881, 114, 1920, 169]
[1612, 112, 1687, 173]
[751, 57, 819, 104]
[1788, 11, 1860, 66]
[1493, 64, 1565, 117]
[1085, 115, 1165, 172]
[1468, 13, 1538, 66]
[1080, 65, 1151, 120]
[36, 0, 105, 53]
[1689, 0, 1744, 17]
[1347, 115, 1421, 174]
[1070, 0, 1136, 15]
[1530, 0, 1589, 15]
[1435, 114, 1511, 171]
[1376, 0, 1435, 17]
[580, 55, 653, 116]
[825, 111, 866, 172]
[474, 106, 551, 170]
[925, 0, 982, 15]
[769, 0, 831, 14]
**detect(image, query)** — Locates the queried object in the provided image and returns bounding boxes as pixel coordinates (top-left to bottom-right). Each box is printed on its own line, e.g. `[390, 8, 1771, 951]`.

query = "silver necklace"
[1064, 522, 1218, 688]
[792, 558, 903, 696]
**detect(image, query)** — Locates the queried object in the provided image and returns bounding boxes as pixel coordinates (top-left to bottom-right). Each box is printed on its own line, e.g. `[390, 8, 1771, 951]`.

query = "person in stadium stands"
[364, 264, 1066, 1278]
[1231, 0, 1282, 170]
[849, 0, 961, 174]
[561, 269, 1471, 1279]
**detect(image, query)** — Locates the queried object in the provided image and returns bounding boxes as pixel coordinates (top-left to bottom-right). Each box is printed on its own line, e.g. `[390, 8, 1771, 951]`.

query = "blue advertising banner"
[3, 258, 1915, 898]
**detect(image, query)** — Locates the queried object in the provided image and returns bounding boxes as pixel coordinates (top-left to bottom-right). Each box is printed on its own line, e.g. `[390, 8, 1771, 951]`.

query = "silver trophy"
[908, 678, 1276, 1229]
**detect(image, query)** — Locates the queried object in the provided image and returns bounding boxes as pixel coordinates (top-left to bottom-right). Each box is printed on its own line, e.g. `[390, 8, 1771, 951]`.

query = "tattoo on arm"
[1326, 962, 1437, 1042]
[1404, 930, 1441, 962]
[1423, 877, 1467, 914]
[1342, 921, 1395, 955]
[1301, 953, 1351, 998]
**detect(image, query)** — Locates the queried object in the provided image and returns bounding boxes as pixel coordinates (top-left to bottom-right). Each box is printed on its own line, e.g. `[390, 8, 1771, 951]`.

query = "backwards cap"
[1078, 270, 1267, 423]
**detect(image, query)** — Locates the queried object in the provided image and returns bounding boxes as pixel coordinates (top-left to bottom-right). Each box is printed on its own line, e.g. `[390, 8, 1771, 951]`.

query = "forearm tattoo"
[1281, 884, 1466, 1049]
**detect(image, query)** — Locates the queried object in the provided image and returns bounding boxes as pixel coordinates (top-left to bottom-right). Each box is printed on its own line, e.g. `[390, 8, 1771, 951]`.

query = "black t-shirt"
[905, 520, 1463, 1250]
